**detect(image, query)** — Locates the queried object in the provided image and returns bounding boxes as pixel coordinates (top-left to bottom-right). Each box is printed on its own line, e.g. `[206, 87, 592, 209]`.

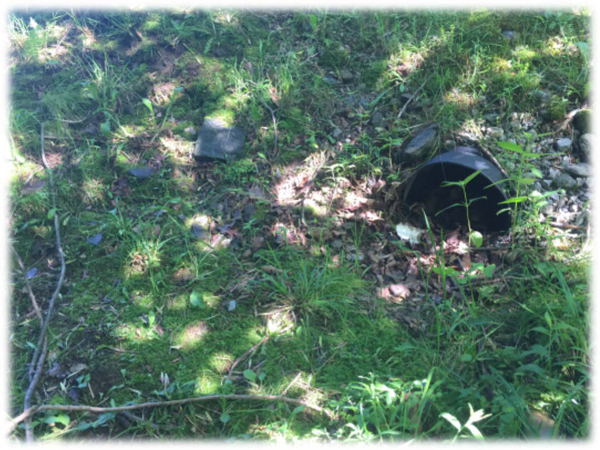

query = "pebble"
[389, 284, 410, 298]
[579, 134, 593, 162]
[341, 70, 354, 83]
[371, 111, 385, 127]
[552, 173, 578, 191]
[554, 137, 572, 152]
[486, 126, 504, 138]
[563, 162, 591, 178]
[184, 126, 197, 136]
[332, 127, 343, 138]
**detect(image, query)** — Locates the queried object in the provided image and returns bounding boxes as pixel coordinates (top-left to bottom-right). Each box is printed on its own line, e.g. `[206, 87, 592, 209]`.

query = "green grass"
[8, 8, 590, 442]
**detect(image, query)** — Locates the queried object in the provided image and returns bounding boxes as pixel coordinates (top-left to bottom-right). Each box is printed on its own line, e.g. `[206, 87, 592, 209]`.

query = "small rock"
[548, 193, 560, 203]
[371, 112, 385, 127]
[534, 90, 552, 105]
[554, 138, 572, 152]
[548, 167, 560, 178]
[399, 123, 439, 163]
[251, 236, 264, 250]
[340, 70, 354, 83]
[501, 30, 516, 40]
[552, 173, 578, 191]
[483, 113, 499, 123]
[541, 179, 552, 189]
[193, 118, 245, 162]
[331, 239, 343, 249]
[332, 127, 343, 138]
[389, 284, 410, 299]
[579, 134, 593, 162]
[486, 126, 504, 138]
[191, 224, 209, 240]
[563, 162, 591, 178]
[242, 203, 255, 222]
[127, 166, 153, 179]
[322, 74, 339, 85]
[184, 126, 197, 137]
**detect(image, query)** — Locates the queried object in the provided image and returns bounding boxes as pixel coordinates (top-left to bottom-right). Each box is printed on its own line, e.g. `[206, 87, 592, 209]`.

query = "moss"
[543, 95, 567, 121]
[362, 59, 388, 87]
[319, 41, 349, 68]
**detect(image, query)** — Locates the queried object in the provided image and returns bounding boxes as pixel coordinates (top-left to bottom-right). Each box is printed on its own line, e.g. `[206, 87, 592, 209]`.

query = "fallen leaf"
[26, 268, 38, 279]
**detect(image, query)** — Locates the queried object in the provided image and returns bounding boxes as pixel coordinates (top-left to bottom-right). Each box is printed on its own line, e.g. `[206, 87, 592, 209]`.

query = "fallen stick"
[226, 335, 269, 382]
[397, 73, 433, 120]
[548, 222, 587, 231]
[257, 94, 278, 157]
[20, 123, 67, 442]
[10, 244, 43, 322]
[9, 393, 334, 433]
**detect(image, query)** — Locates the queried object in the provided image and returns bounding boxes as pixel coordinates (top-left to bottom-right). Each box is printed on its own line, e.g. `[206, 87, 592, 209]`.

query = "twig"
[281, 372, 302, 396]
[9, 393, 333, 432]
[10, 244, 43, 322]
[548, 222, 587, 231]
[257, 95, 278, 157]
[20, 123, 67, 442]
[226, 335, 269, 382]
[448, 274, 543, 291]
[396, 74, 433, 120]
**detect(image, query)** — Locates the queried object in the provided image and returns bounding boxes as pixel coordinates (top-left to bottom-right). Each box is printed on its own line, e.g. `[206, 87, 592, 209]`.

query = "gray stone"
[579, 134, 593, 162]
[331, 239, 343, 249]
[193, 118, 245, 162]
[541, 179, 552, 189]
[371, 112, 385, 127]
[184, 126, 197, 137]
[483, 113, 499, 123]
[552, 173, 578, 191]
[486, 126, 504, 138]
[341, 70, 354, 83]
[332, 127, 343, 138]
[191, 223, 209, 240]
[563, 162, 591, 178]
[400, 124, 439, 163]
[502, 30, 517, 40]
[548, 167, 560, 178]
[548, 193, 560, 203]
[389, 284, 410, 298]
[242, 203, 255, 222]
[534, 90, 552, 105]
[128, 166, 153, 179]
[554, 137, 572, 152]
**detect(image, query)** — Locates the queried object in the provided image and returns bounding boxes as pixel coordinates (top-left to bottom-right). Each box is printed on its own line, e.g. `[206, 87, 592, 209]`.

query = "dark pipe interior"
[404, 162, 511, 232]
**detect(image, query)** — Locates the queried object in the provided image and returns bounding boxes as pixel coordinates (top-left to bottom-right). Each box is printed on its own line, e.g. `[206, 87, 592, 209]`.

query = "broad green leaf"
[43, 414, 70, 426]
[496, 141, 524, 154]
[308, 14, 317, 30]
[190, 290, 204, 308]
[142, 98, 153, 114]
[470, 231, 483, 249]
[243, 369, 256, 382]
[47, 208, 57, 220]
[518, 178, 535, 185]
[499, 196, 528, 205]
[100, 121, 111, 137]
[463, 170, 482, 185]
